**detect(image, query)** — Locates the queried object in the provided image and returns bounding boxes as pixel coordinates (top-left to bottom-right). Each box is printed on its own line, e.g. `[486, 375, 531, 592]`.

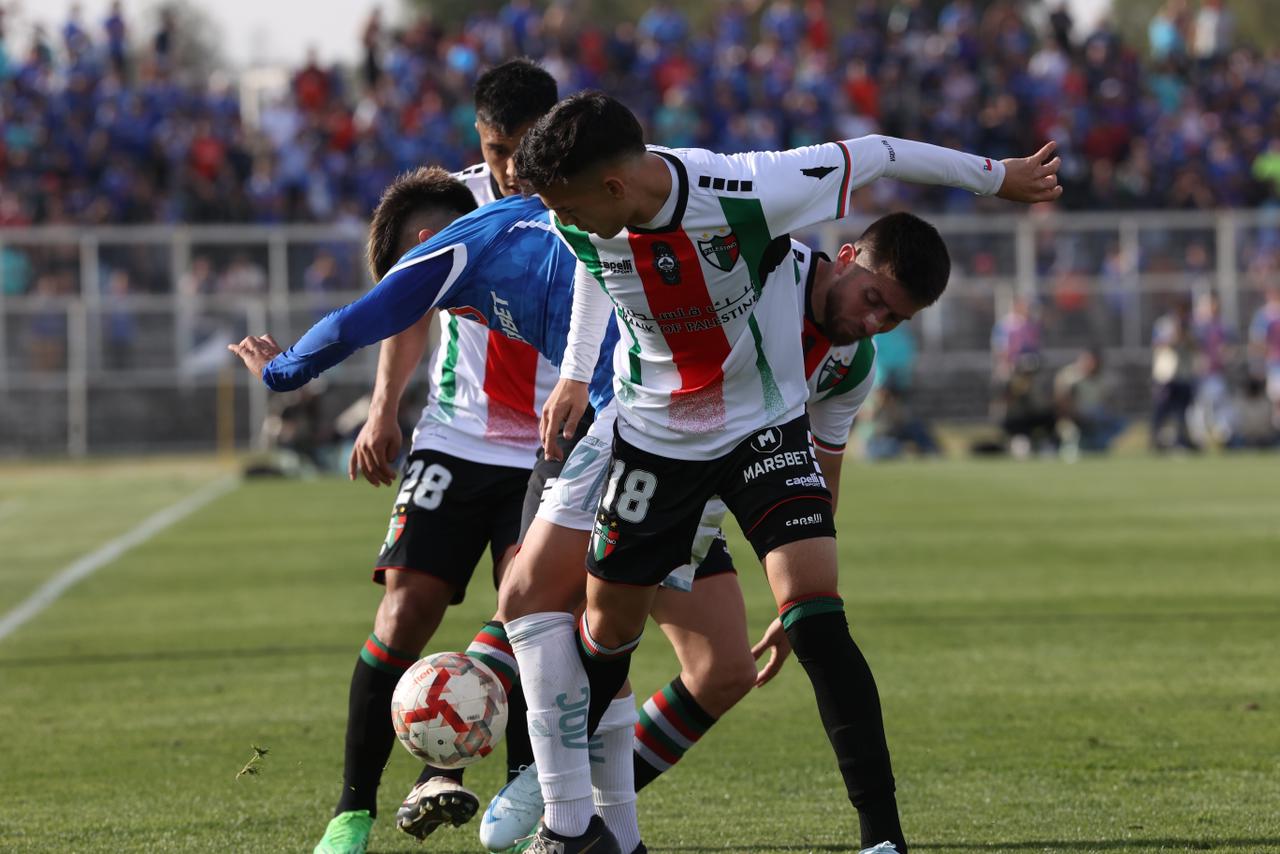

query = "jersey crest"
[697, 230, 740, 272]
[815, 354, 852, 392]
[651, 241, 681, 284]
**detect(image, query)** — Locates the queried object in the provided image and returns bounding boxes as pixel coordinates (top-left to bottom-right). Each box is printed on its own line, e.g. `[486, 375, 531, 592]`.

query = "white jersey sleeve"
[559, 257, 615, 383]
[723, 134, 1006, 235]
[807, 346, 876, 453]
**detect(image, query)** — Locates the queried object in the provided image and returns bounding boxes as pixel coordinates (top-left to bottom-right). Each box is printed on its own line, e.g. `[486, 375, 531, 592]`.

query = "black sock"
[781, 596, 906, 853]
[415, 763, 464, 786]
[504, 679, 533, 781]
[337, 634, 416, 817]
[576, 614, 638, 736]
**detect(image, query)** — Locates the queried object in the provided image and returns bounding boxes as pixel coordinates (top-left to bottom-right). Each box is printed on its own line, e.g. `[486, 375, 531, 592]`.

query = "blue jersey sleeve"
[262, 218, 493, 391]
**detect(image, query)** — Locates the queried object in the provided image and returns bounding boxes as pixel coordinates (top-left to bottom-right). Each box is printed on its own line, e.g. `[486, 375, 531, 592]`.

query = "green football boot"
[313, 810, 373, 854]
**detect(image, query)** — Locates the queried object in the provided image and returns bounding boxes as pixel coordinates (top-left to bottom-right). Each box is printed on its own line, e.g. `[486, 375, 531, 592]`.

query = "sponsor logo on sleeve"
[800, 165, 838, 180]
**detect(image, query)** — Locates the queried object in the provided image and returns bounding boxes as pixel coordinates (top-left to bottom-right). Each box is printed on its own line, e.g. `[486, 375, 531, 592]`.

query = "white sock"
[507, 612, 594, 837]
[591, 695, 641, 853]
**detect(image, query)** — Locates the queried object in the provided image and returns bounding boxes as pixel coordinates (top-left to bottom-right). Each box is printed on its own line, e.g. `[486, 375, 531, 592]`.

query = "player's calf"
[779, 590, 906, 853]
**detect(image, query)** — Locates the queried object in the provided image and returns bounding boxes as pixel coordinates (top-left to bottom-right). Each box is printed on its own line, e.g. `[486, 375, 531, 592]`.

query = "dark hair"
[513, 91, 646, 190]
[856, 211, 951, 307]
[367, 167, 477, 280]
[474, 58, 559, 136]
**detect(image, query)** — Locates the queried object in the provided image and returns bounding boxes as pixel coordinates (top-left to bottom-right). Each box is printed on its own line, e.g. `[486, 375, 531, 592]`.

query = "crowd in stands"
[985, 284, 1280, 455]
[2, 0, 1280, 231]
[3, 0, 1279, 452]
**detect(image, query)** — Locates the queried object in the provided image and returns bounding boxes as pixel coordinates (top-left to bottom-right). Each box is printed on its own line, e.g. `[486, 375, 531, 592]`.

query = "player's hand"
[227, 334, 283, 378]
[348, 410, 402, 486]
[997, 141, 1062, 204]
[750, 617, 792, 687]
[540, 378, 589, 462]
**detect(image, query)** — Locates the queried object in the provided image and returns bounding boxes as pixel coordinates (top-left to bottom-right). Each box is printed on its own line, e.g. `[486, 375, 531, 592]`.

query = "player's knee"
[377, 572, 452, 640]
[683, 655, 756, 716]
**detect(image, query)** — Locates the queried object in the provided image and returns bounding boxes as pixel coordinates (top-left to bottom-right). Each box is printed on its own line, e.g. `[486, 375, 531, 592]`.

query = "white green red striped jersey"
[558, 136, 1003, 459]
[410, 163, 559, 468]
[792, 243, 877, 453]
[662, 244, 877, 593]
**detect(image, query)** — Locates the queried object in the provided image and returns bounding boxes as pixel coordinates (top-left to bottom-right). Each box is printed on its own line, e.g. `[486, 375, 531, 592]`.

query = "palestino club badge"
[382, 506, 407, 554]
[816, 354, 852, 392]
[591, 514, 620, 561]
[697, 230, 740, 272]
[651, 241, 681, 285]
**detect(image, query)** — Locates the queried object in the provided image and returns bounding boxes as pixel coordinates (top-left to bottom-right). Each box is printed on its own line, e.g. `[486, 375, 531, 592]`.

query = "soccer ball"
[390, 652, 508, 767]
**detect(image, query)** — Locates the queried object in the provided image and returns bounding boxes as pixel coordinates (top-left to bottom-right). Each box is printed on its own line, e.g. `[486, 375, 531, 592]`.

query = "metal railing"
[1, 209, 1276, 455]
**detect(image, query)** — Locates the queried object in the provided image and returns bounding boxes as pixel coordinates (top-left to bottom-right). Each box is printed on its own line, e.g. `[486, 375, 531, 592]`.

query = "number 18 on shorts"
[587, 415, 835, 586]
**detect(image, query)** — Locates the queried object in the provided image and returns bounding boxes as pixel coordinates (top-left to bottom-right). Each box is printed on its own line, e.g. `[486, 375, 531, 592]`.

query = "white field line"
[0, 475, 239, 643]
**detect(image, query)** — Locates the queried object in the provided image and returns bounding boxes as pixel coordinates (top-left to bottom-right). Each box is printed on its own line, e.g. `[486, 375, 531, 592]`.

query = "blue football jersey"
[264, 194, 617, 410]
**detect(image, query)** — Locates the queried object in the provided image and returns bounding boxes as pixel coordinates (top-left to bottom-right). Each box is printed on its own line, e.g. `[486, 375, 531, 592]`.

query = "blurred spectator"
[102, 268, 137, 370]
[263, 384, 336, 472]
[991, 296, 1041, 382]
[1150, 299, 1200, 451]
[1228, 376, 1278, 449]
[997, 353, 1058, 458]
[221, 253, 267, 294]
[1054, 347, 1126, 456]
[1249, 286, 1280, 422]
[27, 273, 70, 371]
[1, 246, 33, 295]
[1191, 0, 1233, 62]
[1189, 291, 1235, 444]
[862, 382, 940, 461]
[872, 324, 918, 392]
[1148, 0, 1188, 61]
[104, 1, 127, 74]
[362, 7, 383, 89]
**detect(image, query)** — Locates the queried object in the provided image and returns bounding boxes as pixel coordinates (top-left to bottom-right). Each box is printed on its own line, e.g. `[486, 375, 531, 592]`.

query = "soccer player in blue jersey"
[301, 60, 565, 854]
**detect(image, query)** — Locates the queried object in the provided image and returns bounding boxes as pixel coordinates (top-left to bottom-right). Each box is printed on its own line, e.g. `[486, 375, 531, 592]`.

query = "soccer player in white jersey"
[504, 91, 1061, 854]
[310, 61, 560, 854]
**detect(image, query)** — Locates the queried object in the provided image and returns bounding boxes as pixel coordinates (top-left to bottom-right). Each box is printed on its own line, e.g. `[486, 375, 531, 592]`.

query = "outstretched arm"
[227, 242, 469, 391]
[741, 136, 1061, 237]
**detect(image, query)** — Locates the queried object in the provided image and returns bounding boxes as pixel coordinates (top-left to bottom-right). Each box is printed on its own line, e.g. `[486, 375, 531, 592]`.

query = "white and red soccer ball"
[391, 652, 508, 767]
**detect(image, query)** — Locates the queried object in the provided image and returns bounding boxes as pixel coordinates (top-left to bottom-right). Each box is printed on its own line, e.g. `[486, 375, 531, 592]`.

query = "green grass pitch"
[1, 455, 1278, 853]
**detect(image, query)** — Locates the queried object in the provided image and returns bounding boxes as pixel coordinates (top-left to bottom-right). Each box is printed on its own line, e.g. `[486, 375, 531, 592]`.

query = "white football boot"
[479, 763, 545, 850]
[859, 843, 901, 854]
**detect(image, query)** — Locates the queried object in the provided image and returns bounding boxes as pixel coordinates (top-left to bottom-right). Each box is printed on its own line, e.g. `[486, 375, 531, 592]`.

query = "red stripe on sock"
[469, 632, 512, 656]
[635, 724, 680, 766]
[651, 689, 700, 742]
[779, 591, 842, 615]
[363, 638, 414, 670]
